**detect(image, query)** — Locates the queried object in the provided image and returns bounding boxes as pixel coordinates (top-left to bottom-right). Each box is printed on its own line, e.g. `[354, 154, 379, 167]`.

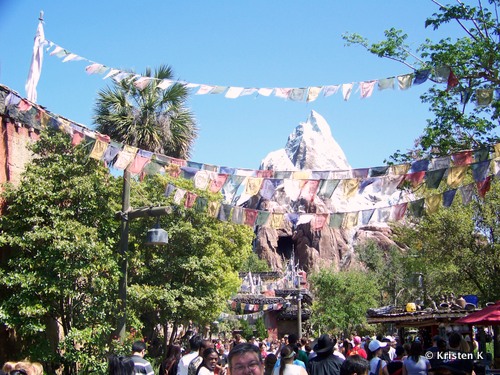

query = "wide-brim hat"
[313, 334, 335, 354]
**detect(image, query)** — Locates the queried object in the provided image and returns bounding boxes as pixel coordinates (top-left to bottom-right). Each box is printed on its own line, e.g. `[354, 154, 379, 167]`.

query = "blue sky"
[0, 1, 462, 170]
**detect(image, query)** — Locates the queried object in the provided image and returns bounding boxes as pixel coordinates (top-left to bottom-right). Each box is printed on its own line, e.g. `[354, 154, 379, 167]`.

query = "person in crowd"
[231, 334, 246, 350]
[161, 345, 182, 375]
[218, 344, 229, 368]
[402, 341, 430, 375]
[188, 340, 214, 375]
[349, 336, 367, 359]
[367, 339, 389, 375]
[426, 336, 440, 355]
[273, 346, 307, 375]
[268, 342, 280, 356]
[386, 346, 405, 375]
[260, 343, 269, 360]
[109, 355, 135, 375]
[339, 355, 370, 375]
[441, 332, 474, 375]
[264, 355, 278, 375]
[333, 342, 346, 360]
[179, 336, 202, 375]
[228, 343, 264, 375]
[402, 344, 411, 360]
[341, 340, 352, 358]
[307, 334, 344, 375]
[196, 348, 221, 375]
[304, 344, 313, 360]
[288, 334, 308, 366]
[130, 341, 155, 375]
[380, 338, 392, 364]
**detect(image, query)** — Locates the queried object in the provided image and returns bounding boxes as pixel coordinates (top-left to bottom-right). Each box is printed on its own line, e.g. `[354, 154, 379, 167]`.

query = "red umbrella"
[456, 301, 500, 325]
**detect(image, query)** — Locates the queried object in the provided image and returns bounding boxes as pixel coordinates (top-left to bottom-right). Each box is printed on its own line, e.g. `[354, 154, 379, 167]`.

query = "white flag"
[25, 16, 45, 103]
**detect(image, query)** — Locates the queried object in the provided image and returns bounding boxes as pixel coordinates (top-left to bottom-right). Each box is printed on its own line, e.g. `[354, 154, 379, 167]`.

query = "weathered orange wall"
[0, 119, 39, 186]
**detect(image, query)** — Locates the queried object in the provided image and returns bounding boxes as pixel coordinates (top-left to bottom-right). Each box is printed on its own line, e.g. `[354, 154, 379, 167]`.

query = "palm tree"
[93, 65, 197, 158]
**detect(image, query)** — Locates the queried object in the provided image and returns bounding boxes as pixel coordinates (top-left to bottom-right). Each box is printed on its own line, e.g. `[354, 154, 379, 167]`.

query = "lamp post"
[117, 170, 131, 342]
[116, 170, 170, 342]
[296, 271, 303, 338]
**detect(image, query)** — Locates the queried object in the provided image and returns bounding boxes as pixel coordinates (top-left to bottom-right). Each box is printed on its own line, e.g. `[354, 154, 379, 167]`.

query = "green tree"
[355, 241, 413, 307]
[392, 179, 500, 303]
[254, 317, 268, 340]
[343, 0, 500, 162]
[94, 65, 198, 158]
[309, 269, 378, 336]
[0, 128, 121, 374]
[122, 174, 255, 347]
[239, 252, 271, 273]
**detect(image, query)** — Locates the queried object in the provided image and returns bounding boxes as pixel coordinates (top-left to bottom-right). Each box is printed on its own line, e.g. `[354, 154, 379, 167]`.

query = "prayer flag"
[425, 194, 442, 214]
[397, 74, 413, 90]
[25, 17, 45, 103]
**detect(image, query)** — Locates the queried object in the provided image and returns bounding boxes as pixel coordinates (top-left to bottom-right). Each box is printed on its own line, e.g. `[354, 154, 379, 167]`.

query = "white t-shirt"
[198, 366, 214, 375]
[403, 356, 430, 375]
[369, 357, 387, 375]
[178, 352, 199, 375]
[272, 364, 306, 375]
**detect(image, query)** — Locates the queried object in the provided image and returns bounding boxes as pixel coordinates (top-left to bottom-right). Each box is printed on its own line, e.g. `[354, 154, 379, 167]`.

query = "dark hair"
[287, 334, 298, 345]
[201, 339, 213, 351]
[196, 348, 219, 375]
[108, 355, 135, 375]
[132, 341, 147, 353]
[409, 341, 423, 363]
[264, 354, 277, 370]
[190, 335, 202, 352]
[228, 343, 262, 368]
[340, 355, 369, 375]
[203, 348, 219, 361]
[395, 345, 405, 357]
[448, 332, 462, 349]
[279, 346, 294, 375]
[161, 345, 182, 375]
[437, 339, 447, 352]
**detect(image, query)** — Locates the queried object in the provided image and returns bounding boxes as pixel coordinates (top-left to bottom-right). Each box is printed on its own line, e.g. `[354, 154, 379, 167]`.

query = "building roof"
[366, 306, 477, 327]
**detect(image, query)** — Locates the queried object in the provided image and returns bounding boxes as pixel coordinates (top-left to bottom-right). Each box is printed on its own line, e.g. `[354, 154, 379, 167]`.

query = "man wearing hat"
[307, 334, 344, 375]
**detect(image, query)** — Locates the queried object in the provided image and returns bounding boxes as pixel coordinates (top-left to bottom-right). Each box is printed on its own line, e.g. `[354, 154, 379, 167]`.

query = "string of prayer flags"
[45, 39, 473, 104]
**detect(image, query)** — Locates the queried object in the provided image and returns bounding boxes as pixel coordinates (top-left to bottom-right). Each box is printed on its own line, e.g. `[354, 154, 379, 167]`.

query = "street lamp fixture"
[145, 219, 169, 246]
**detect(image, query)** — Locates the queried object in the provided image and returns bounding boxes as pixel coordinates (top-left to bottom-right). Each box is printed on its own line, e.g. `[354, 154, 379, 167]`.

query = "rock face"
[255, 111, 399, 273]
[260, 110, 351, 171]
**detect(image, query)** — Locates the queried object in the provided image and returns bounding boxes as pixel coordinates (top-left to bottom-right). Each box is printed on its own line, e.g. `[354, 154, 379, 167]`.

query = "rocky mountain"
[260, 110, 351, 171]
[255, 111, 400, 273]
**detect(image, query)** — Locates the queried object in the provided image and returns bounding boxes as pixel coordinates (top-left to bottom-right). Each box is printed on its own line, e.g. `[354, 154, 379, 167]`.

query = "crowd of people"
[0, 331, 480, 374]
[107, 330, 479, 375]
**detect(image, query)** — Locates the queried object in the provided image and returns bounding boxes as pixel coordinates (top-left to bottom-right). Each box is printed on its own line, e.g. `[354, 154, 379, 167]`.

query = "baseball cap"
[353, 336, 361, 345]
[368, 339, 387, 352]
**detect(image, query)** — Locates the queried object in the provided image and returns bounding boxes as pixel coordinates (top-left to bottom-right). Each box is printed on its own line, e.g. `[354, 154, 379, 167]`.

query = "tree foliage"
[94, 65, 198, 159]
[343, 0, 500, 162]
[0, 128, 255, 373]
[0, 128, 121, 373]
[355, 241, 414, 307]
[309, 269, 378, 336]
[113, 173, 255, 346]
[392, 179, 500, 303]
